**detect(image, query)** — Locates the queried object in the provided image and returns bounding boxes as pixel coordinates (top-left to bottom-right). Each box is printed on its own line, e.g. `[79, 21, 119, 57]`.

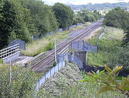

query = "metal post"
[9, 60, 12, 86]
[55, 39, 57, 63]
[86, 52, 88, 65]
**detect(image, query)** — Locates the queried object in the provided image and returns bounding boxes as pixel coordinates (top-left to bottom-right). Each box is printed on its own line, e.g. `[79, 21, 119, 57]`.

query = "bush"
[44, 42, 54, 51]
[0, 59, 3, 64]
[0, 65, 40, 97]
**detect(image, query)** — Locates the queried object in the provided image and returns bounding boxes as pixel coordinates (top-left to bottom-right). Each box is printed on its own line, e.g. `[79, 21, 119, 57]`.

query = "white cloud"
[42, 0, 129, 5]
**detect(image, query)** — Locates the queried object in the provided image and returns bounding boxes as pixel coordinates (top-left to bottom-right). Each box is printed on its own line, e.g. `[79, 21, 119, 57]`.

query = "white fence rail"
[35, 61, 66, 92]
[0, 44, 20, 63]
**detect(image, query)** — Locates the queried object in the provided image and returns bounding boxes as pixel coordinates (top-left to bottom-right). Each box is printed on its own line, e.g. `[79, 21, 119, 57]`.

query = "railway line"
[30, 20, 103, 72]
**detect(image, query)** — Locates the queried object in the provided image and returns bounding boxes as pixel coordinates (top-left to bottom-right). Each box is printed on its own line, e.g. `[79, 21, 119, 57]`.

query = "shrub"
[82, 65, 129, 97]
[0, 59, 3, 64]
[44, 42, 54, 51]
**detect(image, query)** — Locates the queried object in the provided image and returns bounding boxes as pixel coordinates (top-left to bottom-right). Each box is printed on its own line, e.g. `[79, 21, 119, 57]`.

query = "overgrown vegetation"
[104, 7, 129, 44]
[73, 9, 101, 25]
[82, 65, 129, 97]
[98, 7, 129, 70]
[52, 3, 74, 30]
[88, 26, 124, 67]
[22, 23, 90, 56]
[35, 63, 126, 98]
[0, 65, 41, 97]
[0, 0, 101, 50]
[0, 59, 3, 64]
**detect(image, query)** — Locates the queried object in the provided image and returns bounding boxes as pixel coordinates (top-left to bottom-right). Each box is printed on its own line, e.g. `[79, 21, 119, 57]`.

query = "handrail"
[0, 44, 20, 59]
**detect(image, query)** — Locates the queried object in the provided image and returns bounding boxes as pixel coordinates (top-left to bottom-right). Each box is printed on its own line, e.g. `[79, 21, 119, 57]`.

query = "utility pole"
[86, 52, 88, 65]
[55, 39, 57, 63]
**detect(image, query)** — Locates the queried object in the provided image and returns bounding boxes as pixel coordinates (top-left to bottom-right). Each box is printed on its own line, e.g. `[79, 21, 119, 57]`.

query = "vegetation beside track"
[0, 65, 42, 98]
[87, 26, 125, 68]
[22, 23, 91, 56]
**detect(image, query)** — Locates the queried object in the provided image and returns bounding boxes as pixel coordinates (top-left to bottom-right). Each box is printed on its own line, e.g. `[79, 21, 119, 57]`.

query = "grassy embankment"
[87, 26, 124, 66]
[22, 23, 91, 57]
[35, 26, 126, 97]
[37, 63, 125, 98]
[0, 64, 42, 98]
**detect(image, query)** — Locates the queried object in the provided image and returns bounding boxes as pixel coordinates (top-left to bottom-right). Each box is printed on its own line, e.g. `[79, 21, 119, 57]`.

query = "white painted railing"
[0, 44, 20, 63]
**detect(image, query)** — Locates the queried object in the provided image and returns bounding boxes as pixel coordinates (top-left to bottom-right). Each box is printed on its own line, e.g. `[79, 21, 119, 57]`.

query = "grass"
[0, 59, 3, 64]
[22, 23, 91, 56]
[87, 26, 124, 66]
[38, 78, 125, 98]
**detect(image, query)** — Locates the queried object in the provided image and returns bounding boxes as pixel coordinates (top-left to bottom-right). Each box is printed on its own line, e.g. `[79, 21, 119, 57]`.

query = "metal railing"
[0, 44, 20, 63]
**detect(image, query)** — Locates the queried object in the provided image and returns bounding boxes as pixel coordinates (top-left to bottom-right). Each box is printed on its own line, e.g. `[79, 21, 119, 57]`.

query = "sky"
[43, 0, 129, 5]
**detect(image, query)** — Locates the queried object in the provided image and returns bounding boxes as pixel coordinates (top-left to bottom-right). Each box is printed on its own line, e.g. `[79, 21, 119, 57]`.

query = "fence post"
[9, 60, 12, 86]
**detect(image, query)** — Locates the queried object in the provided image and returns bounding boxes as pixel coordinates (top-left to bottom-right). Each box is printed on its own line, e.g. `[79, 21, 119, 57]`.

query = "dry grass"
[88, 26, 124, 66]
[102, 26, 124, 40]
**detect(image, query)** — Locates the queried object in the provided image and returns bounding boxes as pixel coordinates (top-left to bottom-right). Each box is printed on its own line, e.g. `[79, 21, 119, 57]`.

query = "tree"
[77, 9, 101, 23]
[104, 7, 129, 44]
[0, 0, 16, 49]
[73, 13, 85, 25]
[21, 0, 58, 36]
[9, 0, 33, 42]
[52, 3, 74, 30]
[104, 7, 129, 30]
[0, 0, 59, 49]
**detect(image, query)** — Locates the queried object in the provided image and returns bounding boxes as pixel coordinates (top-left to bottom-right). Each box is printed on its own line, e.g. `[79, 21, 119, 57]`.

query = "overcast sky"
[43, 0, 129, 5]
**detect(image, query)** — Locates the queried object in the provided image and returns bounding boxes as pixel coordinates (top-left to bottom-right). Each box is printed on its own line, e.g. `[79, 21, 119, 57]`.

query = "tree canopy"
[0, 0, 59, 49]
[52, 3, 74, 29]
[0, 0, 101, 49]
[73, 9, 101, 25]
[104, 7, 129, 30]
[104, 7, 129, 44]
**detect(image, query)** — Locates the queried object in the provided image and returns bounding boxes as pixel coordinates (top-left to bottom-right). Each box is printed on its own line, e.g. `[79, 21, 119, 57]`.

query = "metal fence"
[0, 44, 20, 63]
[35, 61, 66, 92]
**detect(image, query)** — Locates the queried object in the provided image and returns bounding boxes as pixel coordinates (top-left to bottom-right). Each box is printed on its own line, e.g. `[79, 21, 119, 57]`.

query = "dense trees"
[21, 0, 58, 36]
[0, 0, 17, 48]
[0, 0, 59, 49]
[73, 9, 101, 25]
[104, 7, 129, 30]
[104, 7, 129, 69]
[52, 3, 74, 30]
[104, 7, 129, 44]
[0, 0, 101, 49]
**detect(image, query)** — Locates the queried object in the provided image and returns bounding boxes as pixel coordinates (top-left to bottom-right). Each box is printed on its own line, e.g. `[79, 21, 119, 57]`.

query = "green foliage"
[0, 0, 59, 49]
[44, 42, 54, 51]
[22, 0, 58, 35]
[53, 3, 74, 29]
[104, 7, 129, 30]
[104, 7, 129, 44]
[82, 65, 129, 97]
[0, 0, 17, 49]
[76, 9, 101, 24]
[88, 38, 122, 67]
[83, 66, 129, 97]
[0, 65, 40, 97]
[87, 26, 129, 69]
[73, 13, 85, 25]
[53, 62, 56, 67]
[0, 59, 3, 64]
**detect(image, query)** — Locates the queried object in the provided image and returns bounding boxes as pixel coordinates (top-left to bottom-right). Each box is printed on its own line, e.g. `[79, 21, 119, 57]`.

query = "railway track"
[31, 20, 103, 72]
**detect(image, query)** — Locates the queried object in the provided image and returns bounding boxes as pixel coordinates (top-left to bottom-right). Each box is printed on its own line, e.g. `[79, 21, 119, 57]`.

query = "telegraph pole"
[55, 39, 57, 63]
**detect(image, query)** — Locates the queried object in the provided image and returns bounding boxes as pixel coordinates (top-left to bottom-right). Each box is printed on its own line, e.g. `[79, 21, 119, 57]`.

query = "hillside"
[38, 63, 126, 98]
[69, 2, 129, 11]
